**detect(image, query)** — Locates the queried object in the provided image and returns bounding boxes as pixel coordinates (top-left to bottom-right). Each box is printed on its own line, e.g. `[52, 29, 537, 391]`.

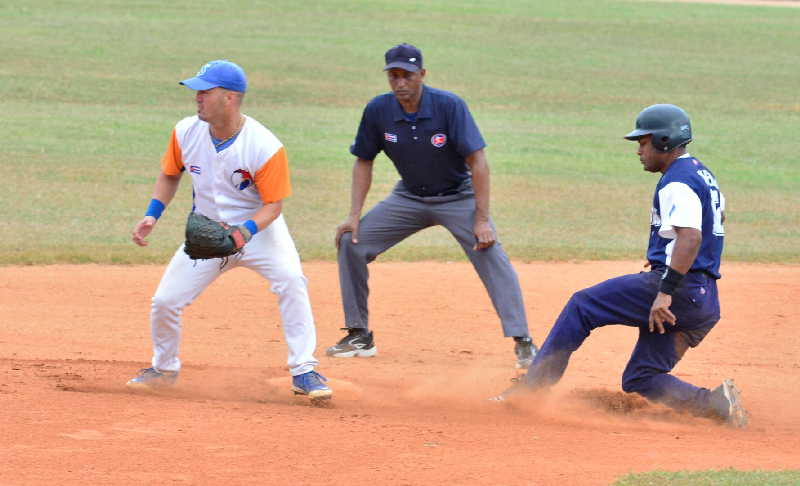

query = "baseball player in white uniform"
[127, 60, 332, 402]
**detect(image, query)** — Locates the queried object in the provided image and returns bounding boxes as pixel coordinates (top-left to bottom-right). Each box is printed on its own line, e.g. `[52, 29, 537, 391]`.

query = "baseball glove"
[183, 212, 252, 260]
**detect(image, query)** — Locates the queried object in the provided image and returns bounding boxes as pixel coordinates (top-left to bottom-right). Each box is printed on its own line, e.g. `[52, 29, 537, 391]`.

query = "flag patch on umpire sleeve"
[384, 132, 398, 143]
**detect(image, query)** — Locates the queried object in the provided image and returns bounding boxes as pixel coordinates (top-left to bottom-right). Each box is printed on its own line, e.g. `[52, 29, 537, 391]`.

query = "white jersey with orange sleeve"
[161, 115, 291, 223]
[148, 114, 319, 378]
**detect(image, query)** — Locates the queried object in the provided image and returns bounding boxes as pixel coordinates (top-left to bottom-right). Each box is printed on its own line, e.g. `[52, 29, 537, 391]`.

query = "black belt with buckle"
[410, 185, 461, 197]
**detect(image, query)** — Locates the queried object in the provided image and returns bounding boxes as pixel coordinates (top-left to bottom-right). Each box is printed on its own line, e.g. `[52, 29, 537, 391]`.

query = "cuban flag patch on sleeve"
[189, 165, 201, 174]
[384, 132, 398, 143]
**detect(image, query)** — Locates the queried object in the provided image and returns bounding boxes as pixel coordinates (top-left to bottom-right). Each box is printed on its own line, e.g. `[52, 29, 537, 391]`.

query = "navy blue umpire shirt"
[350, 85, 486, 197]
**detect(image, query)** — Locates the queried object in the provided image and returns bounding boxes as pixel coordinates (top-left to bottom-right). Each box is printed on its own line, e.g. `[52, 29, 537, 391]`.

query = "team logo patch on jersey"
[384, 132, 398, 143]
[231, 169, 254, 190]
[189, 165, 201, 175]
[431, 133, 447, 148]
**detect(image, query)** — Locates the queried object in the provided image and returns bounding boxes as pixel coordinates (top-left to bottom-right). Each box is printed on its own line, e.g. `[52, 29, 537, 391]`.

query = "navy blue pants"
[525, 270, 720, 414]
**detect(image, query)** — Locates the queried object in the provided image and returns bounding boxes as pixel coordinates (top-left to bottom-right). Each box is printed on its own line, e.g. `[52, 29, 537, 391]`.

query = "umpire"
[327, 43, 536, 368]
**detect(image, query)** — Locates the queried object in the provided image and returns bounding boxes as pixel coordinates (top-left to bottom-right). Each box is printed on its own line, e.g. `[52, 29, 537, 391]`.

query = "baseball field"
[1, 0, 799, 485]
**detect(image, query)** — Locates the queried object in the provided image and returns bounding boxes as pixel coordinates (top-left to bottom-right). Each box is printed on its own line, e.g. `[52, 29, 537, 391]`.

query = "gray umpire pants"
[338, 185, 530, 338]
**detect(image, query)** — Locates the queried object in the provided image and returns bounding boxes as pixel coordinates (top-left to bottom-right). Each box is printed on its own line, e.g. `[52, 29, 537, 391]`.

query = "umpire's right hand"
[335, 215, 360, 249]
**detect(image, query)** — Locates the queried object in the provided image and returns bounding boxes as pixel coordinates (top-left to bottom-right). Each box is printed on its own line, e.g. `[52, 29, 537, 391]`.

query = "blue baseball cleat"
[126, 367, 179, 390]
[291, 370, 333, 402]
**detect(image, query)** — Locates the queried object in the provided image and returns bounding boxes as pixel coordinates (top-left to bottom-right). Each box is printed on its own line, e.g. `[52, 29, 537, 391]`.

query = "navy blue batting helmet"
[625, 104, 692, 152]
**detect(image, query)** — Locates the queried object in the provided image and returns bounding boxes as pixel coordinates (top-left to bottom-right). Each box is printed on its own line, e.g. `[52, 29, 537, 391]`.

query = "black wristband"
[659, 266, 685, 295]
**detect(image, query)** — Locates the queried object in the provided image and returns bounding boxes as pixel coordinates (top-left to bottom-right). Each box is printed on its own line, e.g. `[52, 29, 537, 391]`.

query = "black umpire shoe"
[325, 328, 378, 358]
[513, 336, 538, 369]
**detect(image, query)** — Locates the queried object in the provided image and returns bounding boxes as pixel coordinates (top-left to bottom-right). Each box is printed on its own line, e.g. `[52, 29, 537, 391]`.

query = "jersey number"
[697, 169, 724, 236]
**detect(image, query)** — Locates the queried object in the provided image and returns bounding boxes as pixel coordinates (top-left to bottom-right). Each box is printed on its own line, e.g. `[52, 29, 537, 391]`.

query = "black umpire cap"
[384, 43, 423, 72]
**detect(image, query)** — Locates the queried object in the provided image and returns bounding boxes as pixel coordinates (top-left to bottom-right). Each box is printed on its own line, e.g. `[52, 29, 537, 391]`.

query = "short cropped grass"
[613, 468, 800, 485]
[1, 0, 798, 264]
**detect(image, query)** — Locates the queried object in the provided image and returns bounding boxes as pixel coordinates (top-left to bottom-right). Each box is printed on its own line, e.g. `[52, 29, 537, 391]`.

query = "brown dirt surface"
[1, 261, 798, 485]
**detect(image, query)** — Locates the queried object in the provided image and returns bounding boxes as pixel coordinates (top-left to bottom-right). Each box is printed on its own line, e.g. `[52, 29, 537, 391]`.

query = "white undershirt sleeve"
[657, 181, 702, 239]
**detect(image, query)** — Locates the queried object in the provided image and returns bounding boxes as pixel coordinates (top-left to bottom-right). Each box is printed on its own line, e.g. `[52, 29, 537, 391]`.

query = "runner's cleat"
[489, 375, 532, 402]
[710, 378, 748, 427]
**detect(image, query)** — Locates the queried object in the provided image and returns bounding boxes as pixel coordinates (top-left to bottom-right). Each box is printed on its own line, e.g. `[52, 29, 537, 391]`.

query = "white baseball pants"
[148, 214, 318, 376]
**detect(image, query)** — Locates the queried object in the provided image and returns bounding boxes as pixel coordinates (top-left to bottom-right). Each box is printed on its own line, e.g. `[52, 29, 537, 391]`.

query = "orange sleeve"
[160, 130, 184, 175]
[254, 146, 292, 203]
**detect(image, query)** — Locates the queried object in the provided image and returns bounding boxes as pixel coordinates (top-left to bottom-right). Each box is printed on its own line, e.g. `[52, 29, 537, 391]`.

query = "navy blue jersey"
[647, 154, 725, 278]
[350, 85, 485, 197]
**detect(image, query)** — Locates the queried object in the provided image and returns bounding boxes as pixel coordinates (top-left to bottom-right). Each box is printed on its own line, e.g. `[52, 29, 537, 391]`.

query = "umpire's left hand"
[473, 220, 496, 251]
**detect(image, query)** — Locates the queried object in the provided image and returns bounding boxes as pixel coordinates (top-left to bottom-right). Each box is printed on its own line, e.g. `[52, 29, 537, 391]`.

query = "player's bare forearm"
[132, 172, 183, 246]
[667, 226, 702, 274]
[649, 226, 701, 332]
[152, 172, 183, 207]
[250, 200, 283, 231]
[465, 149, 490, 222]
[349, 158, 374, 218]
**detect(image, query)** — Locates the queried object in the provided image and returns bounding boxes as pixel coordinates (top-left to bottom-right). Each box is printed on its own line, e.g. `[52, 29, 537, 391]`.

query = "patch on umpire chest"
[231, 169, 255, 190]
[431, 133, 447, 148]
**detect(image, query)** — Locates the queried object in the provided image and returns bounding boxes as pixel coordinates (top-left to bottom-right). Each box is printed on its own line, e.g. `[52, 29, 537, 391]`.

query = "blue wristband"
[243, 219, 258, 235]
[145, 199, 165, 220]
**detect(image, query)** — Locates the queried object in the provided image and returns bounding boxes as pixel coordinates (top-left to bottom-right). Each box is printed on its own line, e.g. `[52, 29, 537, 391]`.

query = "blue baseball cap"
[384, 43, 423, 72]
[179, 60, 247, 93]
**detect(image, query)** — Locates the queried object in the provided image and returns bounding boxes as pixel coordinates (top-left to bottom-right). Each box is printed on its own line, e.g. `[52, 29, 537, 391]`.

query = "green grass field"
[614, 468, 800, 485]
[1, 0, 798, 265]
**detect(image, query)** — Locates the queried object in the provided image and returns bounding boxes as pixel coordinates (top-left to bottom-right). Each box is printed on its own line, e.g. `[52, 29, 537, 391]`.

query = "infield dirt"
[1, 261, 798, 485]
